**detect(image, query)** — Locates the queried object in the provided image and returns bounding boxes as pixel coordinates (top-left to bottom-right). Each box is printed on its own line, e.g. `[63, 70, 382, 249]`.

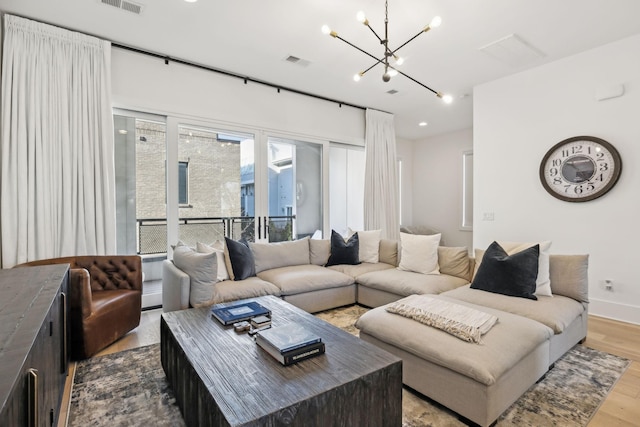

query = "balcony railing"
[136, 215, 295, 254]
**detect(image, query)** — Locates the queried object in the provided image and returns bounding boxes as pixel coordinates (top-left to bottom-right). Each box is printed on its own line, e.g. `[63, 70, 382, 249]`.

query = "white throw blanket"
[386, 295, 498, 343]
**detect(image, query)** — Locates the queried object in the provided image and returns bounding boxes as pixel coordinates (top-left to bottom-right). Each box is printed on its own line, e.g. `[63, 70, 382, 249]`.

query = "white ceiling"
[2, 0, 640, 140]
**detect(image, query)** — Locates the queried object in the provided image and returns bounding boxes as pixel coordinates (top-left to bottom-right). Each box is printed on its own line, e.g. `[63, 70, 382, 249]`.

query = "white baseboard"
[589, 298, 640, 326]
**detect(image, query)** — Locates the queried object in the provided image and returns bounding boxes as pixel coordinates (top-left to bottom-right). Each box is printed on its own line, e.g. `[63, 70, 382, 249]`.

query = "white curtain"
[0, 15, 116, 267]
[364, 108, 399, 240]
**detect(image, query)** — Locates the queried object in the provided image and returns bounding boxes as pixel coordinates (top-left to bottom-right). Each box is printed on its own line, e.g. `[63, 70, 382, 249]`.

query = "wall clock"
[539, 136, 622, 202]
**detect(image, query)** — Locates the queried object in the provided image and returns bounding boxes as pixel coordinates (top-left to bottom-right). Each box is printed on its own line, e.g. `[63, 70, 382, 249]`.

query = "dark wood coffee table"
[160, 295, 402, 427]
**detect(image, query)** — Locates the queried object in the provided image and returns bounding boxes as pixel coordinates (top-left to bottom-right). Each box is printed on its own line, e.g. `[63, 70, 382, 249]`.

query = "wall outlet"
[604, 279, 613, 290]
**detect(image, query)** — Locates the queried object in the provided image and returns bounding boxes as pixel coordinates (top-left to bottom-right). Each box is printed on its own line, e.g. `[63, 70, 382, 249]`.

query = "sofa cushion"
[437, 247, 470, 281]
[357, 268, 468, 297]
[356, 296, 553, 386]
[250, 237, 310, 274]
[549, 255, 589, 303]
[349, 228, 381, 263]
[257, 264, 354, 296]
[309, 238, 331, 266]
[212, 277, 281, 304]
[471, 241, 539, 300]
[327, 262, 394, 279]
[379, 239, 398, 266]
[442, 285, 586, 334]
[398, 232, 440, 275]
[172, 245, 217, 307]
[197, 241, 230, 282]
[225, 237, 256, 280]
[326, 230, 360, 266]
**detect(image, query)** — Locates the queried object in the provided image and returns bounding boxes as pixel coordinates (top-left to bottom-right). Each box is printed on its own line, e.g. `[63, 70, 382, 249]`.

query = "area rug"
[69, 306, 630, 427]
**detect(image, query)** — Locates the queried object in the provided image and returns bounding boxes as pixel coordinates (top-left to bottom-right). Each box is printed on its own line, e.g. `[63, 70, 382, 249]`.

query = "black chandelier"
[322, 0, 452, 103]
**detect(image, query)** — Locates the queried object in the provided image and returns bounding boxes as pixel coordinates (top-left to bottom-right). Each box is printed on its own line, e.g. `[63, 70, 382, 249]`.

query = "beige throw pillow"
[173, 244, 217, 307]
[196, 241, 230, 282]
[398, 232, 441, 275]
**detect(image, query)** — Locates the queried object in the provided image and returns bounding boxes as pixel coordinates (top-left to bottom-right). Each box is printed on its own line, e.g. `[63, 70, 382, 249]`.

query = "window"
[461, 150, 473, 230]
[178, 161, 189, 205]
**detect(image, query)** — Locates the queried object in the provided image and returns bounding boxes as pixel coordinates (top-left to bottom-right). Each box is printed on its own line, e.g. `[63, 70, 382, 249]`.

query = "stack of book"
[210, 301, 271, 326]
[256, 323, 325, 366]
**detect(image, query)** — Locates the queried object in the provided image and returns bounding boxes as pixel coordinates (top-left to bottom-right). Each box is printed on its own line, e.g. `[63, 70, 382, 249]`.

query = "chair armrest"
[162, 260, 190, 312]
[69, 268, 93, 319]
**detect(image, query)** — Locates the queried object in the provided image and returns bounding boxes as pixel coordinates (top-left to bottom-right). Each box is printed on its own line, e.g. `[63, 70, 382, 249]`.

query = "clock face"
[539, 136, 622, 202]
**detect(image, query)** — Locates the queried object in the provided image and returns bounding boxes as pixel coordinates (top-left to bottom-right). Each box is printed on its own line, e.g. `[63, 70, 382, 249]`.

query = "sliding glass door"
[259, 137, 323, 242]
[175, 124, 256, 246]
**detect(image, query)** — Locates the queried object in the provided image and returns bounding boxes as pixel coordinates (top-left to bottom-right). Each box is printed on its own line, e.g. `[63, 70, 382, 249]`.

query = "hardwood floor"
[584, 316, 640, 427]
[57, 311, 639, 427]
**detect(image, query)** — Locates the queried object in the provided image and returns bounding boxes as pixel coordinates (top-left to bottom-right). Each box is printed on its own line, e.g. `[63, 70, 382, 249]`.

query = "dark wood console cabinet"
[0, 264, 70, 427]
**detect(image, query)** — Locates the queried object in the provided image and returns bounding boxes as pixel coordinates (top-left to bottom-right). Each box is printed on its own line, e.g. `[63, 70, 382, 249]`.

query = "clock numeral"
[564, 185, 571, 193]
[600, 163, 609, 172]
[553, 177, 562, 185]
[596, 152, 605, 161]
[562, 149, 570, 158]
[587, 182, 595, 191]
[594, 173, 604, 182]
[549, 167, 559, 177]
[551, 159, 562, 167]
[574, 185, 584, 195]
[571, 145, 583, 154]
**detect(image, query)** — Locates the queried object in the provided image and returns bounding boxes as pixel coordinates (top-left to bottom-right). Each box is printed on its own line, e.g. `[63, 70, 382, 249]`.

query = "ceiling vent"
[387, 89, 398, 95]
[479, 34, 544, 67]
[284, 55, 311, 67]
[100, 0, 144, 15]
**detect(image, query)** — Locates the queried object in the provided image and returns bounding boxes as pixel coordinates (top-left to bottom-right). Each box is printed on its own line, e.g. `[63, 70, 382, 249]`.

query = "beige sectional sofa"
[162, 237, 472, 313]
[161, 236, 588, 426]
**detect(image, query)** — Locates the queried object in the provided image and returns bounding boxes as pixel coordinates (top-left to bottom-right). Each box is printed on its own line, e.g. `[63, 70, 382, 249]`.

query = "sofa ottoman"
[356, 295, 554, 427]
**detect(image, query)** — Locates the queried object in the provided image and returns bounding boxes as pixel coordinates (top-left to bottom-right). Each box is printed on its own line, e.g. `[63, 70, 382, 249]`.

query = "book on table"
[257, 339, 325, 366]
[210, 301, 271, 326]
[256, 323, 321, 353]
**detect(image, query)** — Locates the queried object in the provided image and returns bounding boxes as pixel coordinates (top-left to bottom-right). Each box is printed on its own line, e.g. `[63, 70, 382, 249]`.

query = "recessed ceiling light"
[118, 129, 128, 134]
[418, 122, 428, 127]
[184, 0, 198, 3]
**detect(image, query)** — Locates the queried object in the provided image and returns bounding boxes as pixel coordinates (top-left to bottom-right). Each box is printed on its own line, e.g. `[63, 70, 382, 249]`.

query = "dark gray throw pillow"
[471, 241, 539, 300]
[225, 237, 256, 280]
[326, 230, 360, 266]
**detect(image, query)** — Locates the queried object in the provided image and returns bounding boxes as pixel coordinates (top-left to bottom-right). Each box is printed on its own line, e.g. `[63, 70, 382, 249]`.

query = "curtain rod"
[111, 42, 367, 112]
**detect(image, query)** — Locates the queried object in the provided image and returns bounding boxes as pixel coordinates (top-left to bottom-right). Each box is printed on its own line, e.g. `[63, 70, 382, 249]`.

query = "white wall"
[410, 129, 474, 249]
[111, 48, 365, 145]
[474, 34, 640, 325]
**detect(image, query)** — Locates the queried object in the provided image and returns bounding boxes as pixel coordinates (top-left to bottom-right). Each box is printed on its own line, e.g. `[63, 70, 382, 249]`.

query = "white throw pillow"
[348, 228, 381, 263]
[398, 232, 441, 275]
[173, 244, 218, 307]
[498, 241, 553, 297]
[196, 241, 230, 282]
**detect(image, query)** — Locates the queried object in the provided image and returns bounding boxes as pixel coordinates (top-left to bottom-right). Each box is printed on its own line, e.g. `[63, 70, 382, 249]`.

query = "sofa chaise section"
[356, 296, 553, 427]
[442, 254, 589, 363]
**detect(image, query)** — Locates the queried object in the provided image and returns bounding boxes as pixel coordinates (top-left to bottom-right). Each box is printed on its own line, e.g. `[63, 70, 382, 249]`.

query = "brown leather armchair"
[17, 256, 142, 359]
